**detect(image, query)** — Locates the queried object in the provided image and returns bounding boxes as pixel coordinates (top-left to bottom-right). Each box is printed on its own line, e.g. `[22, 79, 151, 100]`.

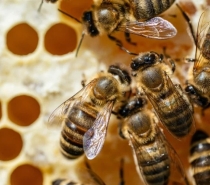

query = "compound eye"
[130, 61, 140, 71]
[185, 85, 196, 95]
[119, 108, 129, 118]
[144, 53, 156, 64]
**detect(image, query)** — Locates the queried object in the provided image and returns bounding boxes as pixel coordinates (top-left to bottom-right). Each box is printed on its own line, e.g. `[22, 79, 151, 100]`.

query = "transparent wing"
[128, 130, 170, 185]
[195, 9, 210, 71]
[47, 79, 97, 128]
[117, 17, 177, 39]
[145, 73, 194, 140]
[83, 101, 114, 160]
[159, 132, 190, 185]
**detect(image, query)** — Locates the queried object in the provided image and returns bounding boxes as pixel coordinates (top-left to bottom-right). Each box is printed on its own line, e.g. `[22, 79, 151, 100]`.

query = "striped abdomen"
[60, 102, 98, 159]
[154, 89, 193, 138]
[190, 130, 210, 185]
[130, 0, 175, 20]
[136, 134, 170, 185]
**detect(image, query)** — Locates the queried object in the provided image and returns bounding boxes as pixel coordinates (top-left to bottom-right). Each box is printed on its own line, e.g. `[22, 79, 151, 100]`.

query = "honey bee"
[130, 51, 194, 139]
[59, 0, 177, 56]
[52, 159, 125, 185]
[185, 9, 210, 109]
[48, 65, 131, 160]
[189, 129, 210, 185]
[118, 96, 189, 185]
[38, 0, 58, 12]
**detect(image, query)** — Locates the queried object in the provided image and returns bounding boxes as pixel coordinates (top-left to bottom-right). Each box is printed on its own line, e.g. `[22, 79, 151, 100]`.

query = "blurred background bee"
[48, 65, 131, 160]
[185, 9, 210, 110]
[52, 159, 124, 185]
[189, 130, 210, 185]
[130, 51, 194, 139]
[59, 0, 177, 56]
[38, 0, 58, 12]
[118, 96, 189, 185]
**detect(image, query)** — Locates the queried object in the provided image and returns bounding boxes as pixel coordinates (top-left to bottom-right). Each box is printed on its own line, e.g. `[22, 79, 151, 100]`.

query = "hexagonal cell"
[0, 127, 23, 161]
[44, 23, 77, 55]
[10, 164, 43, 185]
[7, 95, 40, 126]
[6, 23, 38, 55]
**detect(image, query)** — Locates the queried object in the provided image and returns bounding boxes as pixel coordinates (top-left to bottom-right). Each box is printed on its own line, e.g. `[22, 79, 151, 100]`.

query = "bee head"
[108, 65, 131, 86]
[118, 97, 145, 118]
[82, 11, 99, 37]
[130, 52, 159, 71]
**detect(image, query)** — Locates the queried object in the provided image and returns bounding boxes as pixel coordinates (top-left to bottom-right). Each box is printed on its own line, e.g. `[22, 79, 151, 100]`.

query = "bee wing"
[145, 73, 194, 140]
[194, 9, 210, 71]
[117, 17, 177, 39]
[128, 131, 170, 185]
[127, 132, 148, 185]
[47, 79, 97, 128]
[158, 132, 190, 185]
[83, 101, 114, 160]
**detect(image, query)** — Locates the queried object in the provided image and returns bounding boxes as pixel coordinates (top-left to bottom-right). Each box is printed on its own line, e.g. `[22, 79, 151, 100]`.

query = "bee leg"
[81, 73, 86, 87]
[168, 58, 176, 73]
[162, 46, 176, 72]
[119, 159, 125, 185]
[38, 0, 44, 12]
[118, 123, 126, 139]
[108, 34, 123, 47]
[176, 3, 196, 46]
[125, 32, 136, 45]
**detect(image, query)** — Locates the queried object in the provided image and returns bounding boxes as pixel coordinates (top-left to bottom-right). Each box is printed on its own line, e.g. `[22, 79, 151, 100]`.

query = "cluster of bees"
[39, 0, 210, 185]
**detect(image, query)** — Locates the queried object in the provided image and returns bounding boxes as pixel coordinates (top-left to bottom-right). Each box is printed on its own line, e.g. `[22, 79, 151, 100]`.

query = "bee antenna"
[76, 31, 85, 57]
[58, 9, 82, 23]
[37, 0, 44, 12]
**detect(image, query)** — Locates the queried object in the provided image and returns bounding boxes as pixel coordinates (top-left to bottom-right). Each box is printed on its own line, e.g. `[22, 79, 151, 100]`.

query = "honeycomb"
[0, 0, 209, 185]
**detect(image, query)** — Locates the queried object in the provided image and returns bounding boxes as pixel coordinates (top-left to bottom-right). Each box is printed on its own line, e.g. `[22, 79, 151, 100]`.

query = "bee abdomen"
[161, 105, 193, 137]
[138, 148, 170, 185]
[193, 170, 210, 185]
[190, 130, 210, 185]
[190, 143, 210, 155]
[130, 0, 175, 20]
[60, 129, 84, 159]
[142, 161, 170, 185]
[60, 104, 98, 159]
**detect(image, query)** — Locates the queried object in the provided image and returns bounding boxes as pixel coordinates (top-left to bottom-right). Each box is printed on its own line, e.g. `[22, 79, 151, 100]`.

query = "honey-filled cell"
[44, 23, 77, 55]
[6, 23, 38, 55]
[7, 95, 40, 126]
[10, 164, 43, 185]
[0, 127, 23, 161]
